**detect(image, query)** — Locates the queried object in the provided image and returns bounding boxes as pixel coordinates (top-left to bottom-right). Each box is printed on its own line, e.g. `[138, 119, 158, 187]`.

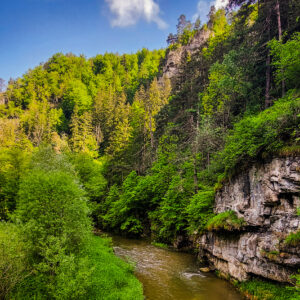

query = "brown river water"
[112, 236, 243, 300]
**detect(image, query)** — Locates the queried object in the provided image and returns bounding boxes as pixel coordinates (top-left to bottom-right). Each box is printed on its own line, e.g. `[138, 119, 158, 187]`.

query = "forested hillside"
[0, 0, 300, 299]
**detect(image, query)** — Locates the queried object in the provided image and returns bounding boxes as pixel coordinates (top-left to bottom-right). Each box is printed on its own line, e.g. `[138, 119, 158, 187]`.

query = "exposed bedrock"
[197, 157, 300, 283]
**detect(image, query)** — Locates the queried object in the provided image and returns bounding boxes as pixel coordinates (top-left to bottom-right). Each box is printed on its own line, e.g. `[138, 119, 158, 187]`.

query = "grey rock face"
[162, 30, 210, 81]
[197, 157, 300, 283]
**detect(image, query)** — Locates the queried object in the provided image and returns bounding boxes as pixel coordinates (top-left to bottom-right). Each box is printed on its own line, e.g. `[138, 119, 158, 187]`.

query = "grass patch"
[84, 235, 144, 300]
[285, 230, 300, 247]
[278, 145, 300, 157]
[237, 279, 300, 300]
[206, 210, 246, 231]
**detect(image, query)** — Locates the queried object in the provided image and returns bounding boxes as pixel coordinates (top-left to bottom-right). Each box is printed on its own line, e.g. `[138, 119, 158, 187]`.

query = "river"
[112, 235, 243, 300]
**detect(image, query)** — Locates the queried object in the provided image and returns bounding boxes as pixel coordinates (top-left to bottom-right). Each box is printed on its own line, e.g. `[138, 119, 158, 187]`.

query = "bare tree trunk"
[265, 2, 272, 108]
[149, 114, 154, 148]
[193, 155, 198, 194]
[275, 0, 282, 39]
[275, 0, 285, 96]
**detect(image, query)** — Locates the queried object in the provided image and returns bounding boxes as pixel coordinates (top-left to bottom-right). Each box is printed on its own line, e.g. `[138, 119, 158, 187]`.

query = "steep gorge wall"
[197, 157, 300, 283]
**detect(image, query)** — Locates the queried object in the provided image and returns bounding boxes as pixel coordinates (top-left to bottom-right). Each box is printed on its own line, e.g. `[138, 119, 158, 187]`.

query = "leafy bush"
[69, 153, 107, 201]
[0, 222, 27, 299]
[101, 171, 145, 236]
[0, 147, 31, 220]
[12, 148, 92, 298]
[269, 32, 300, 90]
[12, 235, 144, 300]
[9, 148, 143, 299]
[16, 168, 92, 256]
[150, 174, 192, 243]
[238, 279, 300, 300]
[186, 188, 215, 234]
[206, 210, 246, 231]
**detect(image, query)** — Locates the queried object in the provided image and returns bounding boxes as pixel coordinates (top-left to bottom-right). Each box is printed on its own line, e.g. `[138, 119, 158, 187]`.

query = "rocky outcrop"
[162, 29, 210, 81]
[197, 157, 300, 283]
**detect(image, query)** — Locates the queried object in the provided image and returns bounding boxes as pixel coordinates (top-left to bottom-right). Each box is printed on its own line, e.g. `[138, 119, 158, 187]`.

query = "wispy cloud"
[193, 0, 229, 22]
[105, 0, 168, 29]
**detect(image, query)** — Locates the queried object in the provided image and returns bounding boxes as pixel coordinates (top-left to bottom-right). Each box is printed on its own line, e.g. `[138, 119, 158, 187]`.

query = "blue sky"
[0, 0, 228, 82]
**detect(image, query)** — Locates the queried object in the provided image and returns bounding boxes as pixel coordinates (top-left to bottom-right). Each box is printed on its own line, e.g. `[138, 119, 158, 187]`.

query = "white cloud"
[105, 0, 168, 29]
[192, 0, 214, 22]
[193, 0, 229, 22]
[215, 0, 229, 10]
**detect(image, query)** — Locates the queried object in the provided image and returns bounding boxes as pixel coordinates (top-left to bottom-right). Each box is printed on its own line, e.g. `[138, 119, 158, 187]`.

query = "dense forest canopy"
[0, 0, 300, 298]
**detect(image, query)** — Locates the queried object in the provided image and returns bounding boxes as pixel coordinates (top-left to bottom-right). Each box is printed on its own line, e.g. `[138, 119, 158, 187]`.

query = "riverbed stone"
[200, 267, 210, 273]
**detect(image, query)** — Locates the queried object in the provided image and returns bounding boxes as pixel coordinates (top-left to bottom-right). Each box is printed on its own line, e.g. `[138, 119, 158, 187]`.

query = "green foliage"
[150, 174, 192, 243]
[206, 210, 246, 231]
[69, 106, 99, 157]
[201, 49, 256, 125]
[102, 171, 146, 236]
[221, 94, 300, 175]
[0, 222, 27, 299]
[238, 279, 300, 300]
[285, 230, 300, 247]
[69, 153, 107, 202]
[62, 80, 92, 117]
[269, 33, 300, 90]
[13, 148, 92, 297]
[186, 188, 215, 234]
[0, 147, 31, 220]
[84, 236, 143, 300]
[20, 99, 63, 146]
[1, 5, 300, 297]
[203, 9, 230, 59]
[5, 148, 143, 299]
[11, 235, 143, 300]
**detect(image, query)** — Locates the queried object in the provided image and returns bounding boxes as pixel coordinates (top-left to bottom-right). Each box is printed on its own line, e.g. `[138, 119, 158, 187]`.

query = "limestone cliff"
[197, 157, 300, 283]
[162, 29, 210, 82]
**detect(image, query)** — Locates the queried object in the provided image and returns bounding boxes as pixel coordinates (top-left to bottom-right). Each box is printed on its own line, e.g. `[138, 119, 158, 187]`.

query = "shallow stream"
[112, 236, 243, 300]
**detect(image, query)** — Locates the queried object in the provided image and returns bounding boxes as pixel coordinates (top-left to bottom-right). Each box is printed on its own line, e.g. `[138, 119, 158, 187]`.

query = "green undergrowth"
[285, 208, 300, 246]
[221, 94, 300, 176]
[278, 145, 300, 157]
[10, 235, 144, 300]
[186, 189, 215, 234]
[285, 230, 300, 247]
[82, 235, 144, 300]
[206, 210, 246, 231]
[237, 279, 300, 300]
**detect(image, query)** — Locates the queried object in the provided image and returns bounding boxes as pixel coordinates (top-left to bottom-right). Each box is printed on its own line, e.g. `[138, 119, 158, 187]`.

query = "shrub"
[68, 153, 107, 202]
[186, 188, 215, 234]
[13, 148, 92, 297]
[269, 32, 300, 90]
[285, 230, 300, 247]
[0, 222, 27, 299]
[238, 279, 300, 300]
[16, 169, 92, 258]
[206, 210, 246, 231]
